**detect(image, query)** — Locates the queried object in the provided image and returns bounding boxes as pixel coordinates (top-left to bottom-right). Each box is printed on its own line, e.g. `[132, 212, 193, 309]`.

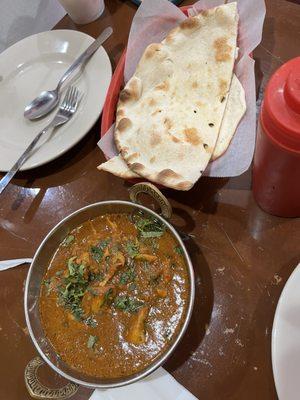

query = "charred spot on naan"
[163, 118, 172, 130]
[154, 171, 193, 191]
[150, 133, 162, 147]
[155, 81, 170, 91]
[164, 25, 185, 45]
[116, 118, 132, 133]
[169, 134, 181, 143]
[180, 17, 201, 32]
[157, 169, 182, 183]
[183, 128, 201, 146]
[130, 163, 145, 174]
[116, 145, 129, 158]
[201, 10, 210, 17]
[219, 78, 228, 98]
[114, 131, 122, 152]
[116, 108, 125, 119]
[203, 143, 212, 153]
[144, 43, 163, 59]
[150, 156, 156, 164]
[126, 152, 140, 163]
[175, 181, 193, 191]
[119, 77, 142, 104]
[119, 89, 131, 103]
[213, 37, 232, 62]
[148, 98, 157, 107]
[151, 109, 163, 116]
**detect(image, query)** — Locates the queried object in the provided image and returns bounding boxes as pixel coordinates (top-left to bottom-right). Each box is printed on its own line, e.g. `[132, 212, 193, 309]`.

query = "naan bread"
[98, 74, 246, 177]
[98, 155, 138, 179]
[113, 3, 238, 190]
[212, 73, 246, 160]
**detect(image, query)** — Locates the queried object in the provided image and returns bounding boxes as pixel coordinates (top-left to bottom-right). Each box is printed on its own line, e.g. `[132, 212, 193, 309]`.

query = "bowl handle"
[129, 182, 172, 219]
[25, 357, 79, 399]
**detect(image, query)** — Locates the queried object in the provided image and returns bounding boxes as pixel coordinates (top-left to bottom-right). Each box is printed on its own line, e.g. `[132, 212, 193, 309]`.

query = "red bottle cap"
[261, 57, 300, 152]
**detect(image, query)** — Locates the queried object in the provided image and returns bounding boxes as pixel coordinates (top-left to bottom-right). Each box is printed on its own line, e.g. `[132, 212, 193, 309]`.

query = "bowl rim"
[24, 200, 195, 389]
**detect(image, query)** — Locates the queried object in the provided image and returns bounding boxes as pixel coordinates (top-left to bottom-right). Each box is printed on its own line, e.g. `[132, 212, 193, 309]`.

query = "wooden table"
[1, 1, 300, 399]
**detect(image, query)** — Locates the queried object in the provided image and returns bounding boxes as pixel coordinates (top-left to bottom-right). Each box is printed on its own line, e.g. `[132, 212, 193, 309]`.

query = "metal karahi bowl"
[24, 183, 195, 398]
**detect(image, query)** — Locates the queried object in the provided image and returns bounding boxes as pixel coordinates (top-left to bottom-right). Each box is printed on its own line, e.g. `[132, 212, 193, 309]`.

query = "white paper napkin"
[90, 367, 198, 400]
[0, 258, 32, 271]
[0, 0, 65, 53]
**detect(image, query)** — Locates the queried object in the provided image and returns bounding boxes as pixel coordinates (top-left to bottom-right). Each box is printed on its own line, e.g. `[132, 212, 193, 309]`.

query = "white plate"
[272, 262, 300, 400]
[0, 30, 112, 171]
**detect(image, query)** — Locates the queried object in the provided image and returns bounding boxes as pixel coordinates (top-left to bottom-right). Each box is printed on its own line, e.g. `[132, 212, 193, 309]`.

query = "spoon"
[24, 26, 113, 120]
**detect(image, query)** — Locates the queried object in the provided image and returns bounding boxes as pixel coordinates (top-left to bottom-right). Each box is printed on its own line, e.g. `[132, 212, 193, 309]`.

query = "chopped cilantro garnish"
[42, 278, 51, 287]
[87, 335, 98, 349]
[129, 283, 137, 292]
[67, 256, 77, 275]
[104, 288, 114, 305]
[89, 271, 104, 282]
[150, 239, 159, 251]
[90, 239, 110, 263]
[125, 241, 139, 258]
[174, 246, 184, 256]
[58, 258, 88, 320]
[142, 261, 149, 270]
[62, 235, 75, 247]
[114, 295, 144, 313]
[42, 278, 51, 293]
[85, 316, 98, 328]
[87, 287, 98, 296]
[132, 212, 165, 239]
[119, 266, 136, 285]
[140, 231, 163, 238]
[90, 247, 103, 263]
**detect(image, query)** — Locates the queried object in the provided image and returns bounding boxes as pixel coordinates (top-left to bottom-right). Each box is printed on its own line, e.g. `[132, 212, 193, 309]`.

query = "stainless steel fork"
[0, 86, 80, 195]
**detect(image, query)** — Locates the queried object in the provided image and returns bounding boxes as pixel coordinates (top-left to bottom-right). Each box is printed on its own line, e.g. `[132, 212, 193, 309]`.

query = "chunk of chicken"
[107, 217, 117, 230]
[112, 252, 125, 268]
[135, 254, 157, 262]
[100, 251, 125, 286]
[82, 285, 114, 315]
[127, 306, 149, 345]
[156, 287, 168, 298]
[66, 312, 82, 327]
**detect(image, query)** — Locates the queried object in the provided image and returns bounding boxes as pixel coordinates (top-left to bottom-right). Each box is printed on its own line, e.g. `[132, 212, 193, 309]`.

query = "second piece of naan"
[98, 73, 246, 178]
[211, 73, 246, 160]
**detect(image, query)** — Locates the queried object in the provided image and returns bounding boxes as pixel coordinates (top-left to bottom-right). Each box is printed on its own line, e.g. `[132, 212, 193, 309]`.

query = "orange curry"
[39, 211, 189, 378]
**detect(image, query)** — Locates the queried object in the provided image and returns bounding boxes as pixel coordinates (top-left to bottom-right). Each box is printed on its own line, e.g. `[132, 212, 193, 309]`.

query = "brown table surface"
[1, 0, 300, 399]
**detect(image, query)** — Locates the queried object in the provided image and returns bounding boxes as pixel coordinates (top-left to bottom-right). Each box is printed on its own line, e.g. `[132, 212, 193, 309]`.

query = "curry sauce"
[39, 212, 190, 379]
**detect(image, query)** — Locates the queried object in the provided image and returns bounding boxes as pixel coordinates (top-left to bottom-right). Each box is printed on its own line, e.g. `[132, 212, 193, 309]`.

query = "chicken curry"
[39, 211, 190, 379]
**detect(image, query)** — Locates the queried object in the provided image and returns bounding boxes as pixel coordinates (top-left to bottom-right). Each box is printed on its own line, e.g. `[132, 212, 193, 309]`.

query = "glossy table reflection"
[1, 0, 300, 399]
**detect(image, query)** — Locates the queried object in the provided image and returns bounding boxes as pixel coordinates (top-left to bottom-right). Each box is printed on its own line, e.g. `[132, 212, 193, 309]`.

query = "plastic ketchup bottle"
[253, 57, 300, 217]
